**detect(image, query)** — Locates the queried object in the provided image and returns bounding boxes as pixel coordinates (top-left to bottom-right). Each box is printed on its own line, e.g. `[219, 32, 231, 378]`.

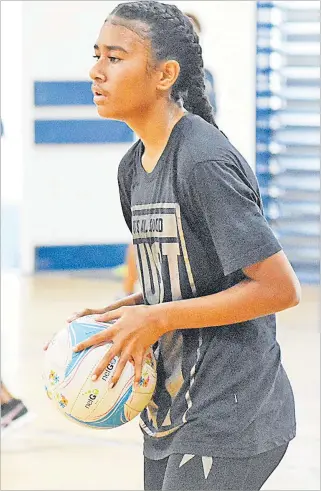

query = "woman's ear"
[156, 60, 181, 93]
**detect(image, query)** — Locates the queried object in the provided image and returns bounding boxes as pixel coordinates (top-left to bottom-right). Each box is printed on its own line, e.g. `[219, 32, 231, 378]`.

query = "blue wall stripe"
[34, 119, 134, 144]
[35, 244, 128, 271]
[257, 2, 274, 8]
[35, 81, 93, 106]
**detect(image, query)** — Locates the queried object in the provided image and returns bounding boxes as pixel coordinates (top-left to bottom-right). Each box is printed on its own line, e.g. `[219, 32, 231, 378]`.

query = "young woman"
[67, 1, 301, 489]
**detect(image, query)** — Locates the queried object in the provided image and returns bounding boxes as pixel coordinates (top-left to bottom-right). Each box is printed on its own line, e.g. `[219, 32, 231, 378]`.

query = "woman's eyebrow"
[94, 44, 129, 54]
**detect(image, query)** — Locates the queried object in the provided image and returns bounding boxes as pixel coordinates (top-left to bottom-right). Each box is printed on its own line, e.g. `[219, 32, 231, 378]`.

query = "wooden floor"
[1, 272, 320, 490]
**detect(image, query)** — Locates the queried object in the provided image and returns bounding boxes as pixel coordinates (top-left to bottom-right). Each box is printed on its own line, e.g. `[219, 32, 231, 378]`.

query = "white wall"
[1, 0, 257, 273]
[20, 1, 134, 273]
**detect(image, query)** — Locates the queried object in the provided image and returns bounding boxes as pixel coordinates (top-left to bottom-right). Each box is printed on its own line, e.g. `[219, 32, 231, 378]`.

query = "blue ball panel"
[65, 321, 108, 378]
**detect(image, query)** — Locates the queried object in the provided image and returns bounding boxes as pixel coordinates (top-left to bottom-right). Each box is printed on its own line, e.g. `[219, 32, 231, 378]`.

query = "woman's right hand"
[44, 305, 121, 351]
[43, 293, 143, 352]
[66, 306, 113, 324]
[66, 291, 144, 324]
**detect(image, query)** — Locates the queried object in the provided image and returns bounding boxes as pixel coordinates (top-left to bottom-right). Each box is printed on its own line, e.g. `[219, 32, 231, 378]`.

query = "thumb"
[67, 309, 93, 323]
[95, 308, 124, 323]
[67, 307, 108, 324]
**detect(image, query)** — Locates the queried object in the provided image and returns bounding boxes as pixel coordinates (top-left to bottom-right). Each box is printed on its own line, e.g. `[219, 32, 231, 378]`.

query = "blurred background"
[1, 1, 320, 490]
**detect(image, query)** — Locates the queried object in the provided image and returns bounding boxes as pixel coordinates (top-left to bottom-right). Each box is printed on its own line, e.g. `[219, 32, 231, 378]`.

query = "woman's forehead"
[96, 17, 150, 50]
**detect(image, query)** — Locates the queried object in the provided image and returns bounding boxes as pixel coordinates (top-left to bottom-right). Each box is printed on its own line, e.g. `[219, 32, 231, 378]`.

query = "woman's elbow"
[281, 276, 302, 309]
[287, 286, 301, 308]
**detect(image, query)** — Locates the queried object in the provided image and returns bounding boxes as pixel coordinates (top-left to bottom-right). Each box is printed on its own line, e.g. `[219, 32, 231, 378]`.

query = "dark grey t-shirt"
[117, 113, 296, 459]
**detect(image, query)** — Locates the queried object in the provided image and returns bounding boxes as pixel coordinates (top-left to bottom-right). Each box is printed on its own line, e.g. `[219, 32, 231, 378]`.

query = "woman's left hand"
[73, 305, 164, 387]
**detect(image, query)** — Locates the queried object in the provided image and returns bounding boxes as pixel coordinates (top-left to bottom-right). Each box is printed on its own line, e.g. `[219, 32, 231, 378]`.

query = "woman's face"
[89, 20, 159, 121]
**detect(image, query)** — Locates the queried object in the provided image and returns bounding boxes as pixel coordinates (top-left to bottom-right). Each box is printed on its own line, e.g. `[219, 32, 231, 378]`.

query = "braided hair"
[108, 0, 218, 129]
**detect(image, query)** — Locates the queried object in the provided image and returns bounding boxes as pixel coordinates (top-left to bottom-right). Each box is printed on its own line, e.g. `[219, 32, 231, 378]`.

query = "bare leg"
[0, 381, 14, 404]
[123, 244, 138, 295]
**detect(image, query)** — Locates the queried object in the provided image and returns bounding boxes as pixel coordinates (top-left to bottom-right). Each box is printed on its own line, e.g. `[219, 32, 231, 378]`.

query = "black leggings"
[144, 444, 288, 490]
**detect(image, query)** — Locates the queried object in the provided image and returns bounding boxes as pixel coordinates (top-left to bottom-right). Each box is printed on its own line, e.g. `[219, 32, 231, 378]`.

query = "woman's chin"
[96, 106, 121, 120]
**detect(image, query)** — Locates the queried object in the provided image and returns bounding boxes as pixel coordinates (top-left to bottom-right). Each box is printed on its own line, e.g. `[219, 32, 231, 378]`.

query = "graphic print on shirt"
[131, 203, 202, 438]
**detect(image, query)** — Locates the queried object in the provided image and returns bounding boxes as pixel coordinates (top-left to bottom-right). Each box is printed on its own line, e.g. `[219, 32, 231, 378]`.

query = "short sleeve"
[185, 160, 282, 276]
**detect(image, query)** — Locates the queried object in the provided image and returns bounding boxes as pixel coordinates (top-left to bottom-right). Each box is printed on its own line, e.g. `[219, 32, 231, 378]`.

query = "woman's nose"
[89, 63, 106, 82]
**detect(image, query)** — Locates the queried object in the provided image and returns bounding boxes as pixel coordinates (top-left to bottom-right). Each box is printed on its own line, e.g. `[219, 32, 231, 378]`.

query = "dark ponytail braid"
[109, 0, 219, 129]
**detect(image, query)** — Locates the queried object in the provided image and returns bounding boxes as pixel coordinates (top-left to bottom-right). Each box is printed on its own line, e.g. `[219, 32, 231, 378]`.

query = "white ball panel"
[88, 361, 134, 422]
[61, 343, 112, 419]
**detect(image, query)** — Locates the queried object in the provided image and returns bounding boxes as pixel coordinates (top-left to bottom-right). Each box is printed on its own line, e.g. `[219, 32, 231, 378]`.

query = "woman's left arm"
[153, 250, 301, 333]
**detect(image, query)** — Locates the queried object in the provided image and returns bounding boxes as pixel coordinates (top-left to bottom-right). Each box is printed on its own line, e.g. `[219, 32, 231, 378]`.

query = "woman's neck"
[125, 100, 186, 160]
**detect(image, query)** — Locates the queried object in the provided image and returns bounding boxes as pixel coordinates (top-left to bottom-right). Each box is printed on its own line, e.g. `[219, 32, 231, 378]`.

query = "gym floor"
[1, 272, 320, 490]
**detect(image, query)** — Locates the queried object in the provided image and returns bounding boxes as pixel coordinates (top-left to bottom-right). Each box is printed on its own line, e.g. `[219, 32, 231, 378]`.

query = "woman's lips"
[93, 94, 108, 104]
[92, 86, 108, 104]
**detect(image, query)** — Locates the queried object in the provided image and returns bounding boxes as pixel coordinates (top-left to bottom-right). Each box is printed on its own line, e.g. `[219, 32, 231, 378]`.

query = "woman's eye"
[92, 55, 120, 64]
